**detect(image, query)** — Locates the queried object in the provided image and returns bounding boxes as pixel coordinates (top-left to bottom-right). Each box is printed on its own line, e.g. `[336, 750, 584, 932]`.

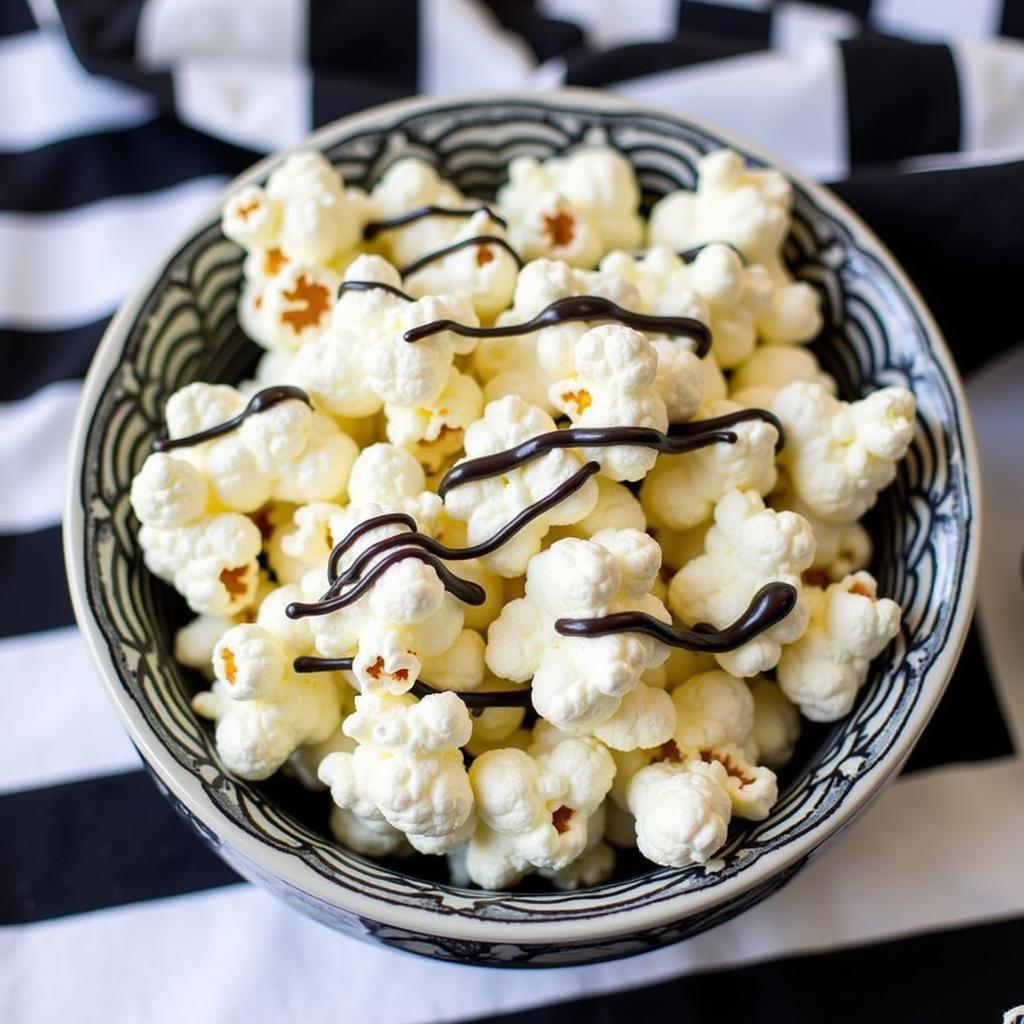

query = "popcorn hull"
[65, 92, 979, 965]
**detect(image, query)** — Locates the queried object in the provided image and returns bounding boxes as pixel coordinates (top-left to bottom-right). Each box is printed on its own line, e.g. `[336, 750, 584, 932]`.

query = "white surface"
[0, 176, 226, 329]
[0, 382, 80, 532]
[873, 0, 1003, 42]
[955, 38, 1024, 156]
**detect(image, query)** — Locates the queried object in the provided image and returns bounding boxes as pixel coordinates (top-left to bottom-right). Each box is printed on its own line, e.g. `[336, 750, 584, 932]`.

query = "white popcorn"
[329, 806, 410, 858]
[648, 150, 822, 346]
[303, 502, 478, 695]
[244, 262, 342, 352]
[132, 453, 262, 617]
[486, 529, 671, 738]
[461, 734, 615, 888]
[345, 443, 443, 533]
[669, 670, 778, 819]
[404, 209, 519, 321]
[498, 148, 643, 267]
[539, 839, 615, 890]
[772, 381, 916, 523]
[192, 614, 341, 780]
[778, 572, 901, 722]
[319, 690, 474, 843]
[751, 677, 801, 770]
[730, 344, 836, 409]
[549, 475, 646, 542]
[641, 400, 779, 531]
[443, 396, 599, 577]
[668, 490, 815, 676]
[267, 502, 341, 586]
[627, 759, 732, 868]
[549, 324, 669, 482]
[174, 612, 238, 679]
[769, 469, 872, 582]
[383, 368, 483, 464]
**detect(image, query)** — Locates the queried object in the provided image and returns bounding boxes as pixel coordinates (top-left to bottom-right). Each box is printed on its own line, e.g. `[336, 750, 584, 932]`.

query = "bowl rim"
[63, 87, 982, 946]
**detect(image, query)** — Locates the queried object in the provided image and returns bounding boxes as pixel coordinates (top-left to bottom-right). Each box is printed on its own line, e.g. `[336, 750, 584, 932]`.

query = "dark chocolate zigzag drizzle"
[404, 295, 712, 357]
[151, 385, 312, 453]
[363, 204, 507, 240]
[399, 235, 524, 277]
[437, 411, 784, 498]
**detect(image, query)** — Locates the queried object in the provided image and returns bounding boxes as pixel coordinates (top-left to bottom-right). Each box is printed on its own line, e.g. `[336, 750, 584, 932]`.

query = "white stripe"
[0, 628, 139, 794]
[0, 381, 81, 532]
[174, 59, 312, 152]
[420, 0, 536, 94]
[0, 175, 227, 330]
[771, 1, 859, 52]
[137, 0, 306, 68]
[1, 759, 1021, 1021]
[872, 0, 1003, 42]
[25, 0, 60, 29]
[612, 43, 847, 181]
[955, 38, 1024, 156]
[537, 0, 677, 48]
[0, 32, 155, 152]
[968, 343, 1024, 749]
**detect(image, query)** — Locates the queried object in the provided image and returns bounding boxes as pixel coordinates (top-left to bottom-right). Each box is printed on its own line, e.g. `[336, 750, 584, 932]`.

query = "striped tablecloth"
[1, 2, 1022, 1021]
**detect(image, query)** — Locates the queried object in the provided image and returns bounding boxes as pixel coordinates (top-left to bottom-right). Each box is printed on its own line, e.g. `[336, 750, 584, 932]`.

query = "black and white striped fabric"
[2, 1, 1023, 1021]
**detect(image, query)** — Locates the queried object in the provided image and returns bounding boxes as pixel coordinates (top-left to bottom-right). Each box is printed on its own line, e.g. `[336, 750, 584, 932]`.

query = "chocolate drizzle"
[151, 385, 312, 453]
[363, 205, 507, 240]
[398, 235, 524, 277]
[404, 295, 712, 357]
[328, 463, 601, 586]
[292, 655, 532, 708]
[338, 279, 414, 302]
[555, 582, 798, 651]
[437, 411, 783, 498]
[677, 241, 747, 265]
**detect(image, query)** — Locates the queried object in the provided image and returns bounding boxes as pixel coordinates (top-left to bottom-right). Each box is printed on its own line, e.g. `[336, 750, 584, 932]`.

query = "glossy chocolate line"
[363, 204, 507, 240]
[326, 512, 419, 584]
[151, 385, 312, 453]
[292, 655, 532, 709]
[678, 241, 747, 265]
[338, 279, 414, 302]
[398, 235, 524, 277]
[403, 295, 712, 357]
[437, 410, 782, 498]
[669, 408, 785, 453]
[554, 582, 797, 652]
[329, 462, 601, 587]
[286, 548, 486, 620]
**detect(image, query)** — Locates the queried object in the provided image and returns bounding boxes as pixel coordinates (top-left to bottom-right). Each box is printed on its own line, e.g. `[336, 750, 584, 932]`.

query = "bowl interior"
[75, 98, 975, 935]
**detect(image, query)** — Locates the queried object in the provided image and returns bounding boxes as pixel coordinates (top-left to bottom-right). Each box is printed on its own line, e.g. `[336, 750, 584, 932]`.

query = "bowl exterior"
[64, 92, 979, 966]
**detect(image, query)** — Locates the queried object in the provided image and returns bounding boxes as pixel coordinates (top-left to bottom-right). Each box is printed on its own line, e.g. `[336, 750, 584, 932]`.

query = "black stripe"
[565, 35, 763, 87]
[0, 116, 256, 213]
[0, 0, 35, 37]
[902, 620, 1015, 773]
[312, 76, 411, 132]
[1001, 0, 1024, 37]
[0, 770, 241, 923]
[831, 160, 1024, 375]
[461, 917, 1024, 1021]
[309, 0, 419, 89]
[676, 0, 773, 45]
[0, 318, 106, 401]
[476, 0, 584, 63]
[801, 0, 872, 19]
[0, 526, 74, 637]
[840, 36, 961, 167]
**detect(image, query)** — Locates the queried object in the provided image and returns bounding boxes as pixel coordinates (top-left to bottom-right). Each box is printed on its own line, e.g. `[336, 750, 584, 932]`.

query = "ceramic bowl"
[64, 90, 980, 967]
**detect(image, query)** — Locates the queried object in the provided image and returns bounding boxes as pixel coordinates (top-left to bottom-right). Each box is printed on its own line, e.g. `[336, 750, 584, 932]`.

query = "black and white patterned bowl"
[64, 91, 980, 967]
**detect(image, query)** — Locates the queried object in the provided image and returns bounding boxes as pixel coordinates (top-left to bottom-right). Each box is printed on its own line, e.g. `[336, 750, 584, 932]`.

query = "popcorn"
[777, 572, 901, 722]
[461, 732, 615, 888]
[730, 344, 836, 408]
[345, 443, 443, 533]
[498, 148, 643, 266]
[443, 396, 599, 576]
[162, 382, 358, 512]
[772, 381, 916, 523]
[243, 262, 341, 352]
[192, 597, 342, 780]
[549, 475, 646, 541]
[648, 150, 822, 345]
[641, 399, 779, 531]
[223, 151, 368, 267]
[302, 502, 481, 695]
[132, 453, 262, 616]
[668, 490, 815, 676]
[751, 677, 801, 770]
[549, 324, 669, 482]
[319, 690, 474, 845]
[486, 529, 671, 738]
